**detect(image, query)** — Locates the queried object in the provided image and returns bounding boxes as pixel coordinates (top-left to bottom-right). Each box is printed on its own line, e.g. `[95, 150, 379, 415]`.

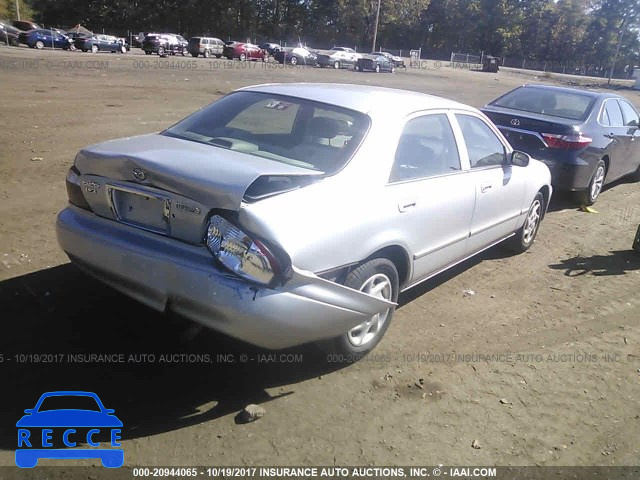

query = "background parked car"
[0, 22, 20, 46]
[23, 29, 74, 50]
[187, 36, 224, 58]
[273, 46, 317, 65]
[259, 42, 282, 55]
[482, 84, 640, 205]
[76, 34, 129, 53]
[371, 51, 405, 68]
[356, 54, 395, 73]
[316, 46, 361, 69]
[223, 42, 268, 61]
[142, 33, 188, 56]
[11, 19, 40, 31]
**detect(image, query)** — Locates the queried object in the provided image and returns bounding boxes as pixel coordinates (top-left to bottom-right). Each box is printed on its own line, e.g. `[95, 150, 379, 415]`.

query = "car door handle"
[481, 184, 492, 193]
[398, 201, 416, 212]
[604, 133, 616, 139]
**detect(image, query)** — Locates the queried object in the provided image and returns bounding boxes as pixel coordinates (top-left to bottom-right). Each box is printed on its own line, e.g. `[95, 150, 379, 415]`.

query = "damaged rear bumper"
[56, 206, 395, 349]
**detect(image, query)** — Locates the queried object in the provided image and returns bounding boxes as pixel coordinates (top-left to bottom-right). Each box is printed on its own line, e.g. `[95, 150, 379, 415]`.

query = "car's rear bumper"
[56, 207, 394, 349]
[539, 158, 594, 191]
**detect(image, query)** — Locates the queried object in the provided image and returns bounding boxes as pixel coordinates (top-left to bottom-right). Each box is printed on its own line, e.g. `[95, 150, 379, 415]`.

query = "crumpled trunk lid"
[73, 133, 320, 243]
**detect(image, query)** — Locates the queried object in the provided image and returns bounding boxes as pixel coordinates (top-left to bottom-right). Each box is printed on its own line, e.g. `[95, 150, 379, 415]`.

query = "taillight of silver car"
[205, 215, 279, 286]
[541, 133, 592, 149]
[65, 166, 92, 211]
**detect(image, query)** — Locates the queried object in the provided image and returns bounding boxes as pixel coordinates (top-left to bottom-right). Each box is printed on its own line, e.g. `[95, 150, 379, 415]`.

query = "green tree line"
[5, 0, 639, 74]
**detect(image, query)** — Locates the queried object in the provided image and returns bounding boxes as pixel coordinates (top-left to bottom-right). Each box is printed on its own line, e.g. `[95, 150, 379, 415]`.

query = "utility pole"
[372, 0, 381, 52]
[608, 14, 629, 84]
[16, 0, 21, 20]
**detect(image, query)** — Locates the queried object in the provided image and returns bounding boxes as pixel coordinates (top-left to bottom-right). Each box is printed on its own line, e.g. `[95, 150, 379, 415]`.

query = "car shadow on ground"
[0, 264, 345, 450]
[549, 250, 640, 276]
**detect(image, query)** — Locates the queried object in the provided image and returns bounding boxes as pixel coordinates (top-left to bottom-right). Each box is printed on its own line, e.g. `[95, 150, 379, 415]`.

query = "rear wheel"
[290, 56, 298, 66]
[145, 50, 151, 55]
[506, 192, 544, 253]
[333, 60, 340, 69]
[390, 65, 396, 73]
[157, 46, 165, 56]
[91, 44, 98, 53]
[577, 160, 606, 206]
[181, 47, 188, 56]
[375, 64, 381, 73]
[120, 45, 127, 54]
[191, 53, 198, 58]
[239, 52, 246, 61]
[321, 258, 398, 361]
[203, 49, 210, 58]
[35, 40, 44, 49]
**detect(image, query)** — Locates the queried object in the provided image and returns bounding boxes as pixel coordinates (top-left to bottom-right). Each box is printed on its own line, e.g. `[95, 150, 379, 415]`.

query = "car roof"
[518, 83, 620, 99]
[239, 83, 470, 117]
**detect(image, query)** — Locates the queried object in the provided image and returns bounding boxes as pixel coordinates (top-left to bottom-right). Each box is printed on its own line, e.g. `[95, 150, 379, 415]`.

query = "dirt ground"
[1, 45, 640, 474]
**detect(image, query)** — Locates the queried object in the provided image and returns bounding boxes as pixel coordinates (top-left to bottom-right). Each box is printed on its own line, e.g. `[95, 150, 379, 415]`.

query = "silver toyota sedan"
[57, 83, 552, 357]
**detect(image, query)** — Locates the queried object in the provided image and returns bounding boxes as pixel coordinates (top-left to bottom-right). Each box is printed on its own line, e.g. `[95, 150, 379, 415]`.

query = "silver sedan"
[57, 83, 552, 357]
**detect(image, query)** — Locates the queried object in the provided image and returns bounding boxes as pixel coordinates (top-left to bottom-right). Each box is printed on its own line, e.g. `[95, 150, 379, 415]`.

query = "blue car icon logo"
[16, 391, 123, 468]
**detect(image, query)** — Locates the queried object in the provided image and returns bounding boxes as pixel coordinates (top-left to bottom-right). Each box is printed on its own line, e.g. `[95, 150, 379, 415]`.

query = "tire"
[120, 45, 127, 54]
[390, 66, 395, 73]
[215, 54, 222, 58]
[35, 40, 44, 50]
[145, 50, 151, 55]
[333, 60, 340, 69]
[290, 56, 298, 66]
[203, 49, 210, 58]
[91, 44, 98, 53]
[182, 47, 188, 56]
[191, 53, 198, 57]
[262, 54, 269, 62]
[506, 192, 544, 253]
[375, 64, 380, 73]
[631, 162, 640, 182]
[321, 258, 399, 360]
[239, 52, 246, 61]
[576, 160, 606, 206]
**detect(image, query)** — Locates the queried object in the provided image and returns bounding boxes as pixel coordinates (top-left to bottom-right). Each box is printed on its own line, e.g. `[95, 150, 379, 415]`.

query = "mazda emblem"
[132, 168, 147, 181]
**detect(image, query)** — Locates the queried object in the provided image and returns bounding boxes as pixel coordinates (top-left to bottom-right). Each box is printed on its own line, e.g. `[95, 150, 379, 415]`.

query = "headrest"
[307, 116, 347, 138]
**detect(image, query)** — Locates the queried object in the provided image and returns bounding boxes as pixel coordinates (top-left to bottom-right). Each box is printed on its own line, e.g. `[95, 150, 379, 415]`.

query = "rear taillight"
[66, 166, 92, 211]
[542, 133, 592, 149]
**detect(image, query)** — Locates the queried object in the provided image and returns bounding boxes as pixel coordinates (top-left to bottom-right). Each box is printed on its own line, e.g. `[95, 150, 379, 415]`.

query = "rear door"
[386, 111, 475, 283]
[617, 99, 640, 174]
[453, 112, 527, 254]
[599, 99, 632, 180]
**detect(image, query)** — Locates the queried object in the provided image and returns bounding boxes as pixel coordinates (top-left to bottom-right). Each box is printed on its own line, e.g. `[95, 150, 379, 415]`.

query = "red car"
[223, 42, 268, 61]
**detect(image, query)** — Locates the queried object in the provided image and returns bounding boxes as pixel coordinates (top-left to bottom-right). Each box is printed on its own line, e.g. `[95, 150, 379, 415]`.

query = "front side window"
[456, 114, 506, 168]
[390, 113, 460, 182]
[163, 92, 369, 173]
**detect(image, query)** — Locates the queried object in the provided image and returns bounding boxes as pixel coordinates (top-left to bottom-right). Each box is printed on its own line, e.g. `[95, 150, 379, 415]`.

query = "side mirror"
[24, 409, 34, 414]
[510, 150, 530, 167]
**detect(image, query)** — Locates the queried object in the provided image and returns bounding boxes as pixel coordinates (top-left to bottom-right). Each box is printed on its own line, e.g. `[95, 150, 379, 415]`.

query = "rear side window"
[618, 100, 639, 126]
[390, 114, 460, 182]
[456, 114, 506, 168]
[604, 100, 624, 127]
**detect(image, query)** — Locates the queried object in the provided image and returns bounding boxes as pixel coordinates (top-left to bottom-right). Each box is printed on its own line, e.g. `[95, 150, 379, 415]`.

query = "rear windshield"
[491, 87, 595, 120]
[162, 91, 369, 174]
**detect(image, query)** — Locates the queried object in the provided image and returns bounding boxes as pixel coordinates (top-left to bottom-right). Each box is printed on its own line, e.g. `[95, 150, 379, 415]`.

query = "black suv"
[142, 33, 188, 56]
